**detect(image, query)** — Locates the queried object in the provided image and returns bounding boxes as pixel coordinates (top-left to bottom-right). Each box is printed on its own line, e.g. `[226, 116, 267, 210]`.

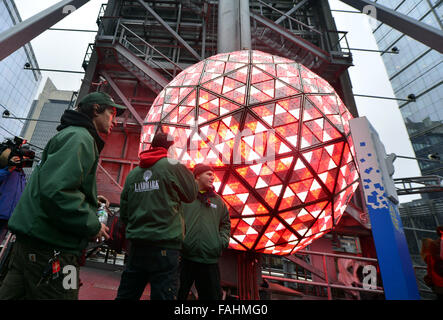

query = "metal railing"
[394, 175, 443, 195]
[412, 265, 435, 295]
[324, 30, 352, 58]
[254, 0, 322, 35]
[250, 0, 352, 59]
[82, 43, 94, 71]
[97, 3, 107, 26]
[67, 91, 78, 110]
[261, 250, 384, 300]
[113, 20, 183, 78]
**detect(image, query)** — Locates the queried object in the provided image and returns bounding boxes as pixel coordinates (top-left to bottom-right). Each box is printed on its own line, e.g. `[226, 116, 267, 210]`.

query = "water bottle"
[96, 203, 108, 242]
[97, 203, 108, 225]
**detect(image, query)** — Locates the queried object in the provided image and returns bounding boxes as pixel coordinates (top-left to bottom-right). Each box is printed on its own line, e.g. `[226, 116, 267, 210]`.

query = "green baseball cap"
[78, 92, 127, 116]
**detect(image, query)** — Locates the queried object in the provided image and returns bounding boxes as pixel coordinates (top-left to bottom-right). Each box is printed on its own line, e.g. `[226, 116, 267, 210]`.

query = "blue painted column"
[350, 117, 420, 300]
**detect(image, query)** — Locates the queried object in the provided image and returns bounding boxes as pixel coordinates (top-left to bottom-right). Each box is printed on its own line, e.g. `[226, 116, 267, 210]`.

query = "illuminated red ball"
[141, 50, 359, 255]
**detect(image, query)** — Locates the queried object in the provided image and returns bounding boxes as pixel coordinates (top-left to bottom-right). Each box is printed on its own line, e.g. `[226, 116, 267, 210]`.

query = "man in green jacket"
[116, 132, 198, 300]
[178, 163, 231, 300]
[0, 92, 126, 300]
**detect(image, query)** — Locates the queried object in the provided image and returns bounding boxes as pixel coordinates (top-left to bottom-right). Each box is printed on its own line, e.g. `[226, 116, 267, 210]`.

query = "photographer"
[0, 139, 30, 243]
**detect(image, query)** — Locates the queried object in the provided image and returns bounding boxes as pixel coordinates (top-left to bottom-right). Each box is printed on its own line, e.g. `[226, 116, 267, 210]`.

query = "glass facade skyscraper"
[0, 0, 42, 141]
[370, 2, 441, 299]
[371, 0, 442, 195]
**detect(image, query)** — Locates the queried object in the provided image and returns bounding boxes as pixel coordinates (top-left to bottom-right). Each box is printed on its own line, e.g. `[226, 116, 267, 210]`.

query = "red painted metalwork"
[140, 50, 360, 256]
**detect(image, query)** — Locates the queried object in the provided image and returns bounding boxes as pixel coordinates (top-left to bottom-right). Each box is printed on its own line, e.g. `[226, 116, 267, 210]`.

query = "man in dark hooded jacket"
[0, 92, 126, 300]
[116, 132, 198, 300]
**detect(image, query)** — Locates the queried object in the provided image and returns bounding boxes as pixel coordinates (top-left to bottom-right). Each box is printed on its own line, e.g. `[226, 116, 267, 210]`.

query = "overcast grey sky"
[15, 0, 102, 92]
[13, 0, 422, 202]
[329, 0, 422, 202]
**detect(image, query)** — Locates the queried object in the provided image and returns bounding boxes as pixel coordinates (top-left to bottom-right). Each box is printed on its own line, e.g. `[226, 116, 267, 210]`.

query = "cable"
[24, 67, 85, 74]
[48, 28, 98, 33]
[353, 94, 415, 102]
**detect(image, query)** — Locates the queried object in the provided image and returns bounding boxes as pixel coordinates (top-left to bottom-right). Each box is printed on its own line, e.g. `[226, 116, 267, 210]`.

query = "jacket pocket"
[182, 233, 198, 257]
[216, 235, 223, 256]
[202, 231, 222, 259]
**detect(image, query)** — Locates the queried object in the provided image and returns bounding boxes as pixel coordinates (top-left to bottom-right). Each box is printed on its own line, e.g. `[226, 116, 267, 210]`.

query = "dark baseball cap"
[78, 92, 126, 116]
[193, 163, 214, 178]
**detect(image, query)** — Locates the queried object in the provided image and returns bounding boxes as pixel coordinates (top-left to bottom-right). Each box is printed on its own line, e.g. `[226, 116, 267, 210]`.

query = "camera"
[0, 136, 35, 168]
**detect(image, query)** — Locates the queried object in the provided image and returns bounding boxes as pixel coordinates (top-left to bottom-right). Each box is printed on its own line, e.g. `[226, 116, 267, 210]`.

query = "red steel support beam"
[101, 70, 144, 126]
[98, 163, 123, 191]
[137, 0, 202, 61]
[262, 275, 384, 294]
[250, 12, 330, 62]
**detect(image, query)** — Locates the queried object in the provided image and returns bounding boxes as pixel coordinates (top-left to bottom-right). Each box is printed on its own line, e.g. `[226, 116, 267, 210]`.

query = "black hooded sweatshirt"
[57, 110, 105, 153]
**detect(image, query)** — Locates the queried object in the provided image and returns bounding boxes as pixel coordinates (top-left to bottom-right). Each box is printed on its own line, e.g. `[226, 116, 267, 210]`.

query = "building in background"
[0, 0, 42, 141]
[400, 198, 443, 255]
[371, 0, 442, 199]
[399, 196, 443, 299]
[371, 0, 442, 299]
[21, 77, 76, 173]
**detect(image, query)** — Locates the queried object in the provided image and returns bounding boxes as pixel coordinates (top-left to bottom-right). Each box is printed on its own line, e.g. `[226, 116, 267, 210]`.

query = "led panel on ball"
[140, 50, 359, 255]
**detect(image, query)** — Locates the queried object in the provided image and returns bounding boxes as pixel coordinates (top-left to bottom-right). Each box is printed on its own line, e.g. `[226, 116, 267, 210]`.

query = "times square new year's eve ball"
[140, 50, 359, 255]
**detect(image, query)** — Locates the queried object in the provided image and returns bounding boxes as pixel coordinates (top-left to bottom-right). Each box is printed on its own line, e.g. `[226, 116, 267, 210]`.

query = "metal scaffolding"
[394, 175, 443, 196]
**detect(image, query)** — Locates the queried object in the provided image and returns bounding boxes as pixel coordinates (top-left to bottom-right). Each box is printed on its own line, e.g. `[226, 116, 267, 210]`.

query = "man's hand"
[93, 223, 110, 242]
[97, 195, 110, 207]
[10, 155, 20, 164]
[7, 156, 21, 171]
